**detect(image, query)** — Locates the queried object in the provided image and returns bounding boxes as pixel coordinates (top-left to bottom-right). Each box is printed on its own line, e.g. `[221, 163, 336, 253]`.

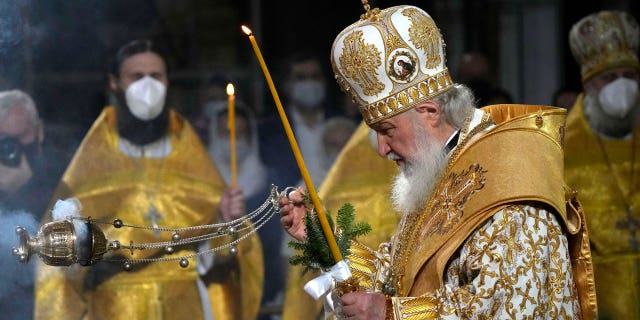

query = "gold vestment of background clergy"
[35, 107, 263, 320]
[565, 96, 640, 319]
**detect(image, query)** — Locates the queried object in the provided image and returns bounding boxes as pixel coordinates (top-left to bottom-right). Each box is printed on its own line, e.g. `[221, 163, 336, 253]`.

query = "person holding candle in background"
[207, 91, 289, 319]
[191, 73, 232, 146]
[226, 83, 237, 187]
[34, 39, 263, 320]
[278, 4, 597, 319]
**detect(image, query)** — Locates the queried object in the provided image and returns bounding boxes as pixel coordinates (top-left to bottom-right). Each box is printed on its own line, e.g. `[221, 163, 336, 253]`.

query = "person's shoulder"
[43, 122, 85, 168]
[493, 203, 562, 227]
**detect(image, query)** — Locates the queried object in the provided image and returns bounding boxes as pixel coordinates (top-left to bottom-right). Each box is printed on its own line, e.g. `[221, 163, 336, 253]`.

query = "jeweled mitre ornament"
[569, 10, 640, 82]
[331, 5, 453, 125]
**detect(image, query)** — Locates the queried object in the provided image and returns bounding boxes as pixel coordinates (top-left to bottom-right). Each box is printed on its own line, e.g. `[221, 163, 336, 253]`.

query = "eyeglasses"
[0, 136, 22, 167]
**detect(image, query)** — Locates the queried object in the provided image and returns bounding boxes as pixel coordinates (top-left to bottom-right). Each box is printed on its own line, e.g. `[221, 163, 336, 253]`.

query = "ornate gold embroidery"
[354, 69, 453, 125]
[339, 30, 385, 96]
[383, 27, 405, 53]
[428, 164, 486, 236]
[402, 7, 442, 69]
[393, 296, 439, 319]
[436, 206, 580, 317]
[388, 98, 399, 111]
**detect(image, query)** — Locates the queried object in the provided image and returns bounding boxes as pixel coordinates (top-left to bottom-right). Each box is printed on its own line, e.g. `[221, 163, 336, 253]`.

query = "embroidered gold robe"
[347, 105, 596, 319]
[564, 95, 640, 319]
[34, 107, 263, 320]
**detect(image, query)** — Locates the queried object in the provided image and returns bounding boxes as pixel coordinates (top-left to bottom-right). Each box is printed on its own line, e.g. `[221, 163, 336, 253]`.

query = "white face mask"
[598, 77, 638, 118]
[125, 76, 167, 121]
[292, 79, 326, 109]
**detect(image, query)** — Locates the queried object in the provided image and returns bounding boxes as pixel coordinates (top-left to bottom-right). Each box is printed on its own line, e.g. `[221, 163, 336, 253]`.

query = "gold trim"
[582, 57, 640, 83]
[359, 69, 453, 125]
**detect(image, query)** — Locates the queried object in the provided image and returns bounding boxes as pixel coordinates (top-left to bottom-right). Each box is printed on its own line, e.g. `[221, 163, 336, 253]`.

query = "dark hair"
[110, 39, 166, 76]
[202, 73, 231, 90]
[551, 86, 579, 105]
[287, 50, 323, 74]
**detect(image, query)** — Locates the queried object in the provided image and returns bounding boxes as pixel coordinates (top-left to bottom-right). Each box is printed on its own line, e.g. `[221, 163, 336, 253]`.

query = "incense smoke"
[0, 208, 38, 317]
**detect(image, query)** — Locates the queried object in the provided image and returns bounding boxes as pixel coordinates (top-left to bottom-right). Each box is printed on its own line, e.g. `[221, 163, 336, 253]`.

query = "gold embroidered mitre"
[569, 10, 640, 82]
[331, 5, 453, 125]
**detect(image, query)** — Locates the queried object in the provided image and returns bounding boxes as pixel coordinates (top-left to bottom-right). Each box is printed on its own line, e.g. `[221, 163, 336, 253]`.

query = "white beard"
[390, 122, 447, 216]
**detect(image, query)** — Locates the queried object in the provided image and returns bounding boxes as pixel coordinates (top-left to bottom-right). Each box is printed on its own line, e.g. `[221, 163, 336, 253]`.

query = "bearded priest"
[34, 39, 262, 320]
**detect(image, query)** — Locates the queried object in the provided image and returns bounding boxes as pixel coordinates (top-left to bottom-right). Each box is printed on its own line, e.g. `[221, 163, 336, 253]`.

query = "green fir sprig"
[288, 199, 371, 274]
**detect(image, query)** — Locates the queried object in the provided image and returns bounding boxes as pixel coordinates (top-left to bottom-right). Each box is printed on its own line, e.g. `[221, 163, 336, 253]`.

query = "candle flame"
[241, 25, 252, 36]
[226, 83, 235, 96]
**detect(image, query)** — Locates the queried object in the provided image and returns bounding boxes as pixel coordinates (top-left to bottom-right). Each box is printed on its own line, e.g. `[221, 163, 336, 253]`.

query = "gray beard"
[390, 123, 447, 216]
[583, 93, 639, 138]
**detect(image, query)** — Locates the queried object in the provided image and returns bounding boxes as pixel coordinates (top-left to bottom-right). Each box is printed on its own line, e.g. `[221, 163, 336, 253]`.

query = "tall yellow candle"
[226, 83, 237, 188]
[241, 25, 342, 263]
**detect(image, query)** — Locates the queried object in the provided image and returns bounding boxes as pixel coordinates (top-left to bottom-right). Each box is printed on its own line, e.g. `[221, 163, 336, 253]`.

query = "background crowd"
[0, 0, 639, 320]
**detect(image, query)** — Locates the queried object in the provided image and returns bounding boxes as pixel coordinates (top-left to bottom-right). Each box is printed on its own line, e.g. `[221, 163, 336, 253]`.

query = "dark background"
[0, 0, 638, 136]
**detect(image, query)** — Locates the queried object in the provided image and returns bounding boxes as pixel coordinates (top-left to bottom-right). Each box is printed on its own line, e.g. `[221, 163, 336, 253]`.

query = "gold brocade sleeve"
[345, 241, 440, 320]
[282, 122, 399, 320]
[380, 205, 579, 320]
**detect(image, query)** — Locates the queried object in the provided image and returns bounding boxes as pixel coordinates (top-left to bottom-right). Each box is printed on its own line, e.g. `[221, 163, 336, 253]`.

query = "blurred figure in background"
[209, 102, 269, 209]
[316, 116, 357, 185]
[288, 115, 357, 189]
[0, 89, 68, 218]
[191, 73, 231, 146]
[564, 10, 640, 319]
[551, 85, 579, 110]
[0, 89, 67, 320]
[456, 51, 492, 85]
[456, 51, 514, 107]
[207, 101, 286, 319]
[34, 39, 262, 320]
[259, 52, 337, 190]
[338, 94, 362, 124]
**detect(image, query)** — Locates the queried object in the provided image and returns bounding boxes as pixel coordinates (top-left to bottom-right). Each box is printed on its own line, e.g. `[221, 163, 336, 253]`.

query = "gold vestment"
[347, 105, 596, 319]
[565, 95, 640, 319]
[35, 107, 263, 320]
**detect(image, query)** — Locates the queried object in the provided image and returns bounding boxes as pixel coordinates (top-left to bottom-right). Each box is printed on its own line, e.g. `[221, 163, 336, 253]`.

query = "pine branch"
[288, 202, 371, 273]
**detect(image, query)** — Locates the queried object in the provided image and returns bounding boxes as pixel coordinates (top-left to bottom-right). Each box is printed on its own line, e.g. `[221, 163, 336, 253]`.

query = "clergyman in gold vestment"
[565, 10, 640, 319]
[34, 40, 262, 320]
[280, 5, 597, 319]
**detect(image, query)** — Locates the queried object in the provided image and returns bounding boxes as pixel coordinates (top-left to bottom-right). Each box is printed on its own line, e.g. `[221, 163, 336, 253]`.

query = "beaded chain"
[67, 185, 283, 270]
